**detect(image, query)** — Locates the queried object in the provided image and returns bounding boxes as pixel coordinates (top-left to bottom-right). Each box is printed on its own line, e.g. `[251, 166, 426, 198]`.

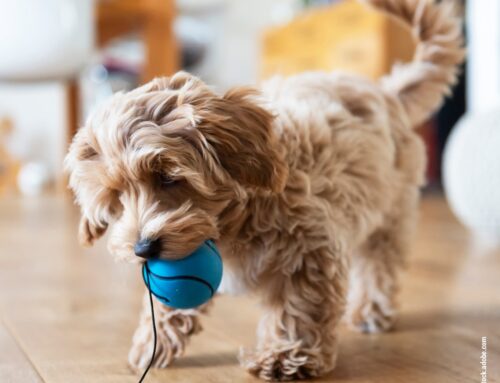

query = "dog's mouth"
[107, 200, 220, 264]
[135, 239, 222, 266]
[133, 236, 211, 261]
[108, 230, 216, 264]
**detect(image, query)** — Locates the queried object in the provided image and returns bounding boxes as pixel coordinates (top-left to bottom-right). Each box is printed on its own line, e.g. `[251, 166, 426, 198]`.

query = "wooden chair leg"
[142, 0, 179, 83]
[63, 79, 80, 193]
[66, 79, 80, 144]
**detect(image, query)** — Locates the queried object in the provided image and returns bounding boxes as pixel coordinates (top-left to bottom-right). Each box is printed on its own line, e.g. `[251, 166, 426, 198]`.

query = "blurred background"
[1, 2, 500, 382]
[0, 0, 499, 267]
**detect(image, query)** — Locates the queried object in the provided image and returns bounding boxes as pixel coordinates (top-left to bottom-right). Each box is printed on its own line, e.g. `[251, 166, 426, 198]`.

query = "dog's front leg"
[128, 291, 210, 370]
[241, 247, 348, 381]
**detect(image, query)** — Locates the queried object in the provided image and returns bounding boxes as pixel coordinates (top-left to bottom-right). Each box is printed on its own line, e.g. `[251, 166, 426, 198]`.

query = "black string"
[142, 266, 214, 297]
[138, 265, 157, 383]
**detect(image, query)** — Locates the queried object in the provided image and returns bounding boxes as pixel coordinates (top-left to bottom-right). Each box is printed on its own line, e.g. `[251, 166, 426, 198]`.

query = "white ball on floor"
[17, 162, 50, 196]
[443, 107, 500, 242]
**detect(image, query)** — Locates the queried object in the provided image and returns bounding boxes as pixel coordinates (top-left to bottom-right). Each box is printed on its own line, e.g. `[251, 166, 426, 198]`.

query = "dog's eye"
[158, 173, 177, 187]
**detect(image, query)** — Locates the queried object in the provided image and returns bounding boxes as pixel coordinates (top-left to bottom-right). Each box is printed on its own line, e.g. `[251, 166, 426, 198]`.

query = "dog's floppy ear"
[78, 216, 108, 246]
[65, 131, 115, 247]
[72, 184, 116, 247]
[67, 183, 112, 247]
[71, 182, 115, 247]
[199, 87, 288, 193]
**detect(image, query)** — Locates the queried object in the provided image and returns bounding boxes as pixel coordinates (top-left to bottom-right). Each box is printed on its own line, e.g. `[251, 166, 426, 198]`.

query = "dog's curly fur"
[65, 0, 464, 380]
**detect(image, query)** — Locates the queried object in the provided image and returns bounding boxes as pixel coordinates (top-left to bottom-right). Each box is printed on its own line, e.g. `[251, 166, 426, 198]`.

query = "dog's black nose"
[134, 238, 161, 259]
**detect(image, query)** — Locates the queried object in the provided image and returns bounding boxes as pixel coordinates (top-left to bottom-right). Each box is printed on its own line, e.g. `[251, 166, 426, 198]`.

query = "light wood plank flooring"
[0, 194, 498, 382]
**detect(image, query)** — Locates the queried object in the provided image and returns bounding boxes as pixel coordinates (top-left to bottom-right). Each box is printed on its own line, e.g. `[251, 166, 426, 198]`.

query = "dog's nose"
[134, 238, 161, 259]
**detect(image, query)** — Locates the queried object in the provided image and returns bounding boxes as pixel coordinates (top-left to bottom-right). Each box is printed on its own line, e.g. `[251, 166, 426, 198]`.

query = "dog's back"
[259, 0, 464, 235]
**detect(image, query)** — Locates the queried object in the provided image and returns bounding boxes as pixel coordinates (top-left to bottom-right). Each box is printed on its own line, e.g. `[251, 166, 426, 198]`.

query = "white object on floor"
[443, 107, 500, 243]
[17, 162, 50, 196]
[0, 83, 67, 184]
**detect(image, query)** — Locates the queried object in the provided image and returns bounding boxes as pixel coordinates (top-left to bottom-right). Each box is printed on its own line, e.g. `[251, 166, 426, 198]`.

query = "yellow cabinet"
[261, 0, 415, 80]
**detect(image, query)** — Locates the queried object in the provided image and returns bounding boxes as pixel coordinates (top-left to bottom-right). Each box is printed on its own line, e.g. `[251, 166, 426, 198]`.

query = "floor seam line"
[2, 314, 47, 383]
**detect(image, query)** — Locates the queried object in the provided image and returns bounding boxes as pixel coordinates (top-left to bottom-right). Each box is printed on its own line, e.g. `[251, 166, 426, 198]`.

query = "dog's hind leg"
[128, 291, 211, 370]
[345, 189, 419, 333]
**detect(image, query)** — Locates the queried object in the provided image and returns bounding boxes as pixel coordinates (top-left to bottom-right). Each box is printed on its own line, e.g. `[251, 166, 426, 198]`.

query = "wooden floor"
[0, 194, 498, 383]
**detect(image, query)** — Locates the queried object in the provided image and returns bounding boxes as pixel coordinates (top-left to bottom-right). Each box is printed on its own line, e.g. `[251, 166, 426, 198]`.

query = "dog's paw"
[128, 324, 179, 370]
[128, 310, 202, 370]
[346, 300, 396, 334]
[239, 344, 328, 381]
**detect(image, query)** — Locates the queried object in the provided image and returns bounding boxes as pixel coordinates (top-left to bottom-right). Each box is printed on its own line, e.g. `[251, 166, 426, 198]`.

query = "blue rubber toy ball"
[142, 240, 223, 309]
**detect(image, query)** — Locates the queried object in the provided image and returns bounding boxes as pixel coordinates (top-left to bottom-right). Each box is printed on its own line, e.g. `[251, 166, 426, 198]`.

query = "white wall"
[467, 0, 500, 113]
[0, 0, 300, 184]
[206, 0, 301, 89]
[0, 82, 66, 178]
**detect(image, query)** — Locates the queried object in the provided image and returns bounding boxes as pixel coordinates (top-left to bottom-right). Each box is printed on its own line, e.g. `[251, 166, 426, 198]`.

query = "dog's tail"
[361, 0, 465, 126]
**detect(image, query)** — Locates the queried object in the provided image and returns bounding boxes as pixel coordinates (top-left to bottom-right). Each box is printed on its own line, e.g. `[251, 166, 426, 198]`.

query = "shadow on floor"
[172, 350, 239, 369]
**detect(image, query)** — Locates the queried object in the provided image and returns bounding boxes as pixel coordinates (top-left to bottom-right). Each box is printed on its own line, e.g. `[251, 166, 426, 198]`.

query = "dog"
[65, 0, 464, 380]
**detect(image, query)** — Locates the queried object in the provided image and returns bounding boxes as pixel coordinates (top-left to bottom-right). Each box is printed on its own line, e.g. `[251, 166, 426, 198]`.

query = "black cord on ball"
[138, 264, 157, 383]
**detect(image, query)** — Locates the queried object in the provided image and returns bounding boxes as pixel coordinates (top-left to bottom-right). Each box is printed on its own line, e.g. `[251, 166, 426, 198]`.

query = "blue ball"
[142, 240, 223, 309]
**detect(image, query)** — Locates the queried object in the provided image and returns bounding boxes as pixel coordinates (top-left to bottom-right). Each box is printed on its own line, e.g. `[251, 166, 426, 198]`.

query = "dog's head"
[65, 72, 287, 262]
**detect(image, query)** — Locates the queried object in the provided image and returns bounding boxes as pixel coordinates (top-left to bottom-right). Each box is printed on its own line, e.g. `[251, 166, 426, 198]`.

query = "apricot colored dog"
[66, 0, 464, 380]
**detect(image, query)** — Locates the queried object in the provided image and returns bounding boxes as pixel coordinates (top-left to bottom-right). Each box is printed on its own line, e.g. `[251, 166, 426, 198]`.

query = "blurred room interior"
[0, 0, 498, 382]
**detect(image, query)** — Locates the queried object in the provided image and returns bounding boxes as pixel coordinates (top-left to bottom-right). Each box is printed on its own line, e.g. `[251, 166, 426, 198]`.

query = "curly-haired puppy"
[65, 0, 464, 380]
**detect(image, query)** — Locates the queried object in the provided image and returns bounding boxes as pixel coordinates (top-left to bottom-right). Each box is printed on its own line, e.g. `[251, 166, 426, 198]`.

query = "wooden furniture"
[261, 0, 415, 80]
[0, 195, 499, 382]
[0, 119, 20, 195]
[97, 0, 178, 84]
[67, 0, 179, 141]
